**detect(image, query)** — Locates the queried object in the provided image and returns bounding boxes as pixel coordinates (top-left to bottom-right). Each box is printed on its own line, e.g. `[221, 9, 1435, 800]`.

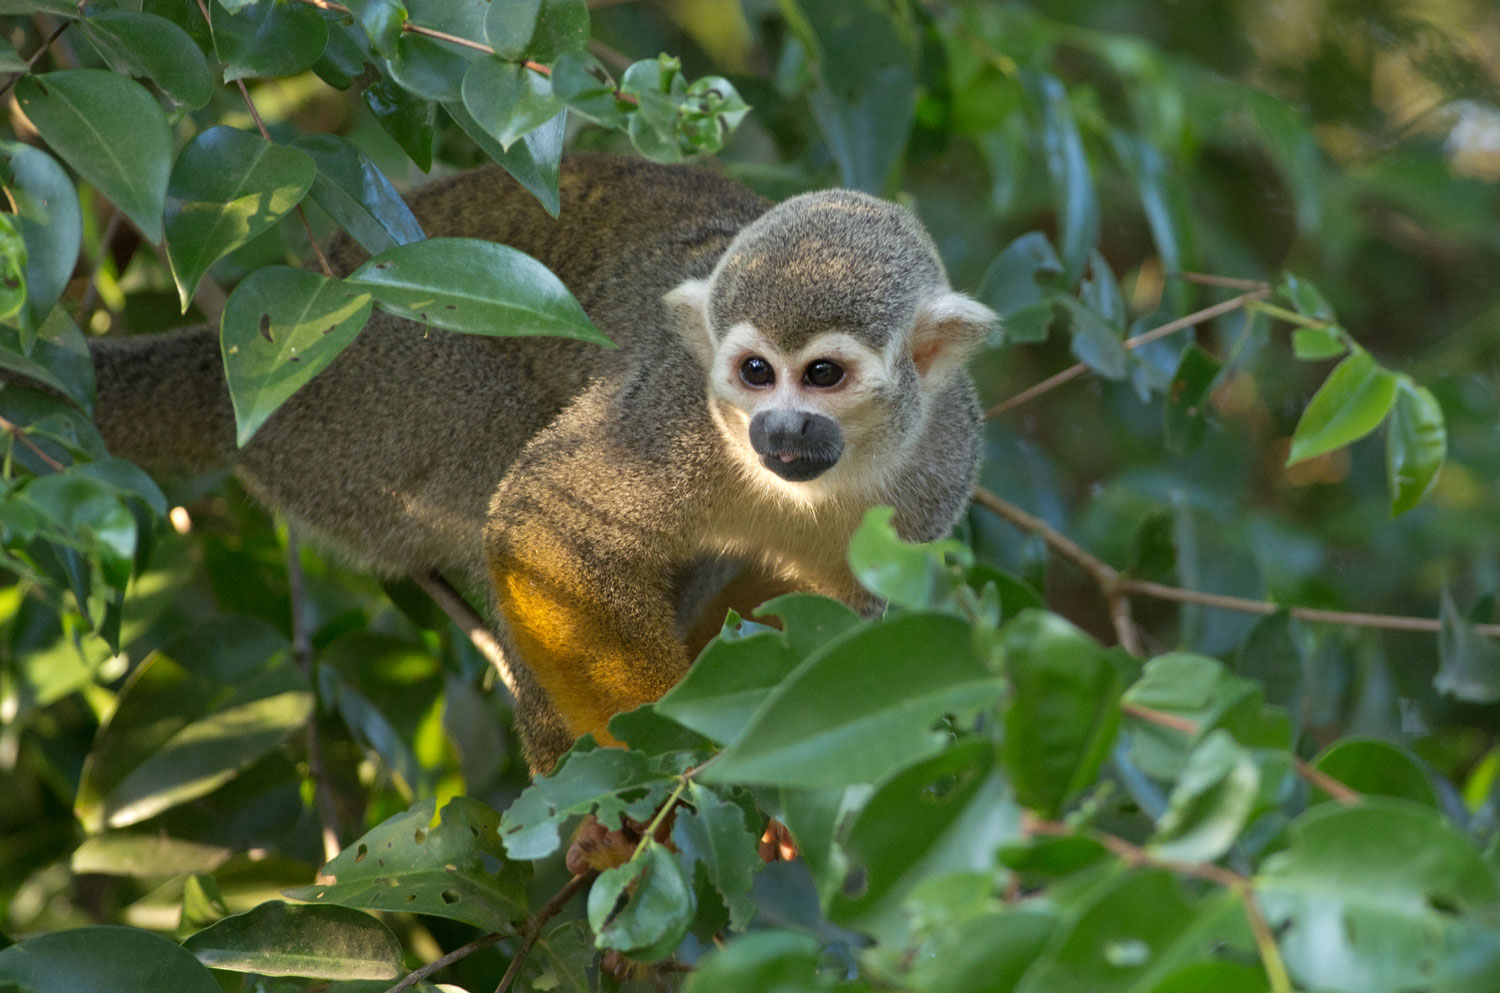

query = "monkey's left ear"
[910, 292, 998, 382]
[664, 279, 714, 369]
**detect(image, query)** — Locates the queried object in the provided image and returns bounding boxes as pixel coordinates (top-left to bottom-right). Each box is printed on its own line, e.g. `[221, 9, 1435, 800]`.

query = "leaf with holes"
[220, 266, 373, 446]
[15, 70, 170, 241]
[285, 796, 530, 932]
[498, 743, 675, 859]
[588, 840, 694, 961]
[672, 783, 762, 931]
[165, 127, 315, 312]
[182, 901, 402, 979]
[1287, 349, 1399, 465]
[347, 236, 607, 343]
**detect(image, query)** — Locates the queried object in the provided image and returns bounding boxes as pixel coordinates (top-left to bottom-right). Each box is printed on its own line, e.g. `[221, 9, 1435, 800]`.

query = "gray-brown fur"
[71, 157, 993, 772]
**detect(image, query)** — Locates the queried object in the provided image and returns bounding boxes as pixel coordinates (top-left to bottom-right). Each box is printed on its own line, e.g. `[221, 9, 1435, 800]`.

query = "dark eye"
[804, 359, 844, 388]
[740, 356, 775, 387]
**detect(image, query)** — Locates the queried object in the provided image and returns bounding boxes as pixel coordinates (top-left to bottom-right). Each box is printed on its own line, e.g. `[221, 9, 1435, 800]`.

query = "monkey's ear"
[910, 291, 998, 381]
[664, 279, 714, 368]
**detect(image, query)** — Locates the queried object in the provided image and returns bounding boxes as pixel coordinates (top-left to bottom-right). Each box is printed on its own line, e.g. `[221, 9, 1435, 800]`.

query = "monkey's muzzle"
[748, 410, 843, 482]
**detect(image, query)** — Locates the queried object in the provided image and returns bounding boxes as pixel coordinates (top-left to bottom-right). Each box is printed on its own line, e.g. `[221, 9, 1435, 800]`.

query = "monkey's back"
[100, 159, 769, 586]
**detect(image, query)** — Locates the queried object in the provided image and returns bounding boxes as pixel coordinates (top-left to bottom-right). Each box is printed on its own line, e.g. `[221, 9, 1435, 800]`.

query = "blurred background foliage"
[1, 0, 1499, 977]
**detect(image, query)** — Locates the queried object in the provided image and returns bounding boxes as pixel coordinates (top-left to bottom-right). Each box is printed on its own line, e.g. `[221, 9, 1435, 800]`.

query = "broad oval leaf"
[445, 99, 564, 215]
[220, 266, 374, 447]
[0, 926, 219, 993]
[363, 77, 435, 171]
[182, 901, 402, 980]
[212, 0, 329, 83]
[289, 134, 425, 255]
[587, 840, 694, 961]
[499, 744, 673, 859]
[1385, 378, 1445, 515]
[485, 0, 588, 62]
[0, 140, 81, 340]
[1310, 738, 1437, 807]
[1286, 349, 1399, 466]
[346, 236, 608, 343]
[15, 70, 171, 241]
[1148, 730, 1260, 863]
[165, 126, 316, 311]
[71, 832, 232, 878]
[702, 613, 1002, 788]
[0, 310, 94, 413]
[460, 56, 562, 152]
[82, 10, 214, 109]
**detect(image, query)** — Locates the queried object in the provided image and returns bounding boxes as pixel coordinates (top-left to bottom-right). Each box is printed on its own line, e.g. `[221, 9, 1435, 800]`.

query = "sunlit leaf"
[182, 901, 402, 980]
[82, 10, 213, 109]
[1287, 350, 1399, 465]
[1385, 378, 1445, 515]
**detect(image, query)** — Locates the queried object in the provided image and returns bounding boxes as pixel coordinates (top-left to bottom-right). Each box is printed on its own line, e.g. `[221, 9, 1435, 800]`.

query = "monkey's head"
[666, 189, 997, 498]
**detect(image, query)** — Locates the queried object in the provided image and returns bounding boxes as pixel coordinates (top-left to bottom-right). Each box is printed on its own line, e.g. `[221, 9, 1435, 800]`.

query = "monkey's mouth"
[760, 450, 838, 482]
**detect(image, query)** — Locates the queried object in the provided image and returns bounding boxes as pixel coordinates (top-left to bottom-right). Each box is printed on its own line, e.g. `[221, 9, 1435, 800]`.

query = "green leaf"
[285, 796, 531, 932]
[1164, 344, 1221, 456]
[164, 127, 316, 311]
[0, 38, 24, 72]
[1059, 298, 1127, 380]
[0, 927, 219, 993]
[82, 10, 213, 110]
[72, 616, 305, 830]
[672, 783, 762, 931]
[829, 739, 1021, 945]
[71, 832, 232, 877]
[847, 505, 972, 611]
[1001, 610, 1130, 815]
[1310, 738, 1436, 807]
[0, 140, 81, 340]
[683, 931, 822, 993]
[1024, 71, 1100, 283]
[15, 70, 171, 242]
[0, 213, 24, 322]
[498, 744, 674, 859]
[385, 34, 470, 102]
[347, 236, 607, 343]
[446, 99, 564, 215]
[1386, 378, 1445, 515]
[905, 910, 1055, 993]
[1231, 610, 1302, 717]
[1257, 799, 1500, 993]
[212, 0, 329, 83]
[485, 0, 588, 62]
[345, 0, 408, 55]
[182, 901, 403, 980]
[1292, 325, 1346, 361]
[1286, 349, 1399, 465]
[1280, 271, 1336, 321]
[460, 57, 562, 151]
[550, 51, 627, 127]
[587, 840, 694, 961]
[363, 77, 435, 172]
[703, 613, 1002, 788]
[1437, 587, 1500, 704]
[290, 134, 425, 256]
[1148, 730, 1260, 863]
[976, 231, 1063, 319]
[219, 266, 374, 447]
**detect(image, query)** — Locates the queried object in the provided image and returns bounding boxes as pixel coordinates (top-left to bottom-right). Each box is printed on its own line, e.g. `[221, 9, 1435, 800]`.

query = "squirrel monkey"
[80, 157, 996, 772]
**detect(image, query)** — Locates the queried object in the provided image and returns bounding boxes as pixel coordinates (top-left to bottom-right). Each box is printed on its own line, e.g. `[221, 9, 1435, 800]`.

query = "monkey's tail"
[90, 326, 237, 473]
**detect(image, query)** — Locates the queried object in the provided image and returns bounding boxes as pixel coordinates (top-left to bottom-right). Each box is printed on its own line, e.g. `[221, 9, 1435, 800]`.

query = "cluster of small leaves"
[8, 512, 1499, 992]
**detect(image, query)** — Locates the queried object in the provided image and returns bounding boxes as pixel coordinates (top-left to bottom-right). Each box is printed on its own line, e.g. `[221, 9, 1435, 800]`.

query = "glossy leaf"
[485, 0, 588, 62]
[847, 505, 972, 612]
[1292, 324, 1346, 361]
[587, 840, 694, 961]
[1385, 378, 1445, 515]
[703, 613, 1002, 788]
[683, 931, 825, 993]
[290, 134, 425, 255]
[0, 927, 219, 993]
[363, 77, 435, 171]
[460, 57, 562, 151]
[1001, 610, 1129, 815]
[164, 127, 316, 311]
[1257, 800, 1500, 993]
[212, 0, 329, 83]
[446, 99, 565, 215]
[15, 70, 170, 241]
[82, 10, 213, 109]
[285, 796, 531, 932]
[0, 140, 81, 339]
[220, 267, 373, 446]
[346, 236, 607, 343]
[345, 0, 408, 55]
[182, 901, 402, 979]
[550, 51, 627, 127]
[385, 34, 470, 103]
[1287, 349, 1399, 465]
[976, 231, 1063, 320]
[70, 832, 232, 878]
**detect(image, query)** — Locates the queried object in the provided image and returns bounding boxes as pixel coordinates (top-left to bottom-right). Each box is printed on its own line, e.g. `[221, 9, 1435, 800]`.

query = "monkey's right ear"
[664, 279, 714, 368]
[910, 291, 999, 383]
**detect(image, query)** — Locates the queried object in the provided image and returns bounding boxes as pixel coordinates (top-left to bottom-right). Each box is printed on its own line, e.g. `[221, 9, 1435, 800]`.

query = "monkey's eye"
[740, 356, 775, 387]
[804, 359, 844, 388]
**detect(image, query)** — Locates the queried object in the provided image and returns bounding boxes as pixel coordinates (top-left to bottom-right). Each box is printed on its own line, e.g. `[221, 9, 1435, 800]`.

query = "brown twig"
[0, 413, 65, 471]
[1169, 272, 1271, 291]
[384, 933, 508, 993]
[984, 289, 1270, 419]
[0, 20, 71, 101]
[286, 529, 344, 861]
[414, 571, 521, 704]
[587, 37, 634, 72]
[493, 873, 593, 993]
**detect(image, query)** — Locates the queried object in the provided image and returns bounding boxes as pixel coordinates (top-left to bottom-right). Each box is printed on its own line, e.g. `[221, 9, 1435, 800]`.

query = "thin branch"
[384, 933, 508, 993]
[984, 289, 1270, 419]
[587, 37, 634, 72]
[414, 571, 521, 703]
[0, 20, 70, 101]
[1240, 887, 1294, 993]
[287, 529, 343, 862]
[1168, 272, 1270, 291]
[970, 486, 1114, 587]
[0, 413, 65, 471]
[493, 873, 593, 993]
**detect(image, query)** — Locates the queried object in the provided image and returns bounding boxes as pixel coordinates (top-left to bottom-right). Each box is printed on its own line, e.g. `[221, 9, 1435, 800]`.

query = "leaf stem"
[1247, 299, 1335, 329]
[631, 775, 689, 862]
[492, 873, 593, 993]
[0, 413, 66, 472]
[0, 19, 71, 101]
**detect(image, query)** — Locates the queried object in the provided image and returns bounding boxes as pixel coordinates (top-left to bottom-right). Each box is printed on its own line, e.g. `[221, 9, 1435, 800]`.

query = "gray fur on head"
[706, 190, 949, 351]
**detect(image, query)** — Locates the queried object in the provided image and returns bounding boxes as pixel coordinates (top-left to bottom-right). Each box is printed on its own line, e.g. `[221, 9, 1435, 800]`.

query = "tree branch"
[493, 873, 593, 993]
[414, 571, 521, 704]
[384, 933, 508, 993]
[0, 413, 65, 472]
[286, 529, 343, 862]
[0, 20, 70, 101]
